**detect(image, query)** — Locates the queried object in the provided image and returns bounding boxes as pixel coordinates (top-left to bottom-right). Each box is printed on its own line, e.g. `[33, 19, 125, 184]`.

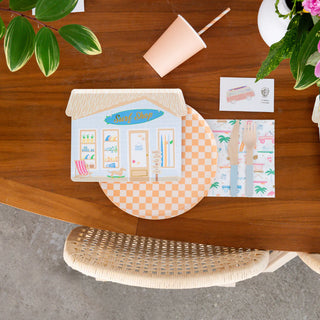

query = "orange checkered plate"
[99, 106, 217, 220]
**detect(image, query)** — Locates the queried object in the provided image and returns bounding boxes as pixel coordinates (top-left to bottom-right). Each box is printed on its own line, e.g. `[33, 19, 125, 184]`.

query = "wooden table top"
[1, 0, 320, 252]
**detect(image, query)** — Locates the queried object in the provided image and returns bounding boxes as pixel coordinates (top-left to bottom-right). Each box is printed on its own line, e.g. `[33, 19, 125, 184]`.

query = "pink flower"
[303, 0, 320, 16]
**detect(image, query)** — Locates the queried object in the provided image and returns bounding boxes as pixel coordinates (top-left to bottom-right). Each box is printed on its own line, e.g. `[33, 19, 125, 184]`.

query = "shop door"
[129, 130, 149, 180]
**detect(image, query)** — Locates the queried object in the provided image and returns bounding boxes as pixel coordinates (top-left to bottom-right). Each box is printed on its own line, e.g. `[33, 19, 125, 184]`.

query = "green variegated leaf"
[294, 20, 320, 90]
[0, 16, 5, 39]
[256, 15, 302, 82]
[35, 27, 60, 77]
[9, 0, 37, 11]
[35, 0, 78, 22]
[4, 16, 35, 72]
[290, 13, 313, 80]
[294, 67, 319, 89]
[312, 15, 320, 25]
[59, 24, 102, 55]
[306, 51, 320, 66]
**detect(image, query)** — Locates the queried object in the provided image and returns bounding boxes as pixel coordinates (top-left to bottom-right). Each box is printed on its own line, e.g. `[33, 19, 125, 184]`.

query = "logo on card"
[104, 109, 164, 125]
[261, 87, 270, 97]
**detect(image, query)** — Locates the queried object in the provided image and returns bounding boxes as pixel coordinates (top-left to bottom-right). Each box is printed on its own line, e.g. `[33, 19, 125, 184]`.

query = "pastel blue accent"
[104, 109, 164, 125]
[246, 165, 254, 197]
[222, 185, 230, 194]
[167, 136, 170, 167]
[161, 135, 163, 167]
[230, 165, 238, 197]
[134, 143, 143, 151]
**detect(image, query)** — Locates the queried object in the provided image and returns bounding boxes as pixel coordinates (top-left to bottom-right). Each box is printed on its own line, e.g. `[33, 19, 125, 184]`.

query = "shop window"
[80, 130, 96, 169]
[103, 129, 119, 168]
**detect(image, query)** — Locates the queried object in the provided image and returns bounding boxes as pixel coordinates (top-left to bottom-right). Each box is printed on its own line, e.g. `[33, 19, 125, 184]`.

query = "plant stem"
[275, 0, 302, 19]
[0, 7, 58, 31]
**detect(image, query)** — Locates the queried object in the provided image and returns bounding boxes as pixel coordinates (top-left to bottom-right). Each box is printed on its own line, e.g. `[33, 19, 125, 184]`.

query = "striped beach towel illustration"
[75, 160, 89, 176]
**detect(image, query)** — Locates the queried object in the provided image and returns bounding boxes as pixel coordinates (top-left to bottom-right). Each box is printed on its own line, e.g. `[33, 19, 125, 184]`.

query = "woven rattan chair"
[298, 253, 320, 274]
[63, 226, 269, 289]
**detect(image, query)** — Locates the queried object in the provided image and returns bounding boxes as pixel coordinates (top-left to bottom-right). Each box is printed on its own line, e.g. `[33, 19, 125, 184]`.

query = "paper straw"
[198, 8, 231, 35]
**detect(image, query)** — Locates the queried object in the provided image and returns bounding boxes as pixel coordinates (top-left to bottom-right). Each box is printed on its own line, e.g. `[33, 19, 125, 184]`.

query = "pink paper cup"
[143, 15, 207, 77]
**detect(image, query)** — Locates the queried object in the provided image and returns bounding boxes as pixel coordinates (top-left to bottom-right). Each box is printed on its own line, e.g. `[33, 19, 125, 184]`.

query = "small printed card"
[219, 77, 274, 112]
[207, 119, 275, 198]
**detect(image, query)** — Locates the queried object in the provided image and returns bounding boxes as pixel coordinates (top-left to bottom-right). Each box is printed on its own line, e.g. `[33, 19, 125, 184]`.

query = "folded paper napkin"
[206, 119, 275, 198]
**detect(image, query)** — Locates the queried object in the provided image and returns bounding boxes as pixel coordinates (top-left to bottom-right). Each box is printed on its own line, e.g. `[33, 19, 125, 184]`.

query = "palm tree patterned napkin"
[206, 119, 275, 198]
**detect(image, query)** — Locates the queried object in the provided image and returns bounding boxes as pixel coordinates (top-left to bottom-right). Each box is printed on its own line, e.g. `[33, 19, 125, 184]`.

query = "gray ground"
[1, 203, 320, 320]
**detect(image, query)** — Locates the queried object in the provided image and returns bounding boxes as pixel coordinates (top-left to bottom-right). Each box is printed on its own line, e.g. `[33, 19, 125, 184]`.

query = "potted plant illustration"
[0, 0, 101, 77]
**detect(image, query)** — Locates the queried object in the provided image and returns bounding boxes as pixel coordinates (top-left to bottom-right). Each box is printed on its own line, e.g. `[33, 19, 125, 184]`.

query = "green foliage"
[275, 0, 303, 19]
[0, 0, 101, 76]
[312, 15, 320, 25]
[35, 0, 78, 22]
[59, 24, 102, 55]
[4, 16, 35, 72]
[256, 15, 302, 82]
[294, 20, 320, 90]
[256, 6, 320, 91]
[9, 0, 37, 11]
[306, 51, 320, 66]
[290, 13, 313, 79]
[35, 27, 60, 77]
[0, 16, 5, 39]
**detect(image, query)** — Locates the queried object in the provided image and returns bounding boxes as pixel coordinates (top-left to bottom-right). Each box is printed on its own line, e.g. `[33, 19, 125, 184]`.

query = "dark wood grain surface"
[1, 0, 320, 252]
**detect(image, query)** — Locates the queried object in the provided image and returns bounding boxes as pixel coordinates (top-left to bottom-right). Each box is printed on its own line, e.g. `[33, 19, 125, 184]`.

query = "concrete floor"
[1, 203, 320, 320]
